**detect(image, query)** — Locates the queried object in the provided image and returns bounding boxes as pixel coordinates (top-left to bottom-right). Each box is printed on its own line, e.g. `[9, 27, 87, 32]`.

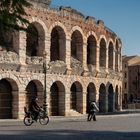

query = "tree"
[0, 0, 32, 31]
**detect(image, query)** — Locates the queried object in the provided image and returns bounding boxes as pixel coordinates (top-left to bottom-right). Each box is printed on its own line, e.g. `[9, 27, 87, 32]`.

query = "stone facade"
[122, 55, 140, 108]
[0, 0, 122, 119]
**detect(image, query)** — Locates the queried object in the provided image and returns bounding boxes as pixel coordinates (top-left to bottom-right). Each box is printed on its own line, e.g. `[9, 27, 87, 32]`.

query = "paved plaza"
[0, 114, 140, 140]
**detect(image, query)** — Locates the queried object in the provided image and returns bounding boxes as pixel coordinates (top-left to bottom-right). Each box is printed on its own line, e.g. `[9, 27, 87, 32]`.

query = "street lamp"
[43, 51, 48, 114]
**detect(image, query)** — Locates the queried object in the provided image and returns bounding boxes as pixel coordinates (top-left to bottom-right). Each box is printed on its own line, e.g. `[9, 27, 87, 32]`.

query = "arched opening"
[26, 22, 45, 57]
[0, 79, 12, 119]
[26, 80, 44, 107]
[86, 83, 96, 113]
[50, 26, 66, 62]
[0, 31, 13, 51]
[71, 30, 83, 63]
[87, 35, 96, 65]
[70, 81, 83, 113]
[26, 81, 37, 106]
[115, 41, 119, 71]
[100, 38, 106, 67]
[99, 83, 106, 112]
[50, 81, 65, 116]
[0, 30, 19, 57]
[115, 85, 119, 110]
[108, 84, 114, 112]
[108, 42, 114, 69]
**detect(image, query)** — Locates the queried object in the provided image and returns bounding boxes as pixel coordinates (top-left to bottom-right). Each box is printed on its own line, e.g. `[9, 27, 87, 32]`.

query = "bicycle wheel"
[23, 116, 33, 126]
[39, 116, 49, 125]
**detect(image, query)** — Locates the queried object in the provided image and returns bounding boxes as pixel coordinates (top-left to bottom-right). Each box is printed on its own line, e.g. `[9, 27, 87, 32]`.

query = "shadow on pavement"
[0, 129, 140, 140]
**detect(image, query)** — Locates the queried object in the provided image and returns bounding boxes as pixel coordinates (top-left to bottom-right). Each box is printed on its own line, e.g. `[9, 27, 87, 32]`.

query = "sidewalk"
[0, 109, 140, 122]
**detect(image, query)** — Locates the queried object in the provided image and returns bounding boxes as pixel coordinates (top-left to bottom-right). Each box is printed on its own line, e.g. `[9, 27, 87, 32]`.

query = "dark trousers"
[32, 111, 39, 120]
[87, 111, 96, 121]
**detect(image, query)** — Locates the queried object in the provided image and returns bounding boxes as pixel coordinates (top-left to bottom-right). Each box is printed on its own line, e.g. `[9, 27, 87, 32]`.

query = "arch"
[49, 21, 67, 37]
[87, 35, 97, 65]
[99, 83, 106, 112]
[86, 83, 96, 113]
[71, 30, 83, 63]
[108, 41, 114, 69]
[108, 84, 114, 112]
[25, 80, 44, 107]
[50, 26, 66, 62]
[99, 38, 107, 67]
[70, 81, 83, 113]
[50, 81, 65, 116]
[26, 21, 45, 57]
[0, 78, 18, 119]
[0, 30, 18, 53]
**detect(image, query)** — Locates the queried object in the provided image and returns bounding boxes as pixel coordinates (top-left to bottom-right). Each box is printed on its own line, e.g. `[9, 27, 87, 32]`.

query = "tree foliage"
[0, 0, 31, 31]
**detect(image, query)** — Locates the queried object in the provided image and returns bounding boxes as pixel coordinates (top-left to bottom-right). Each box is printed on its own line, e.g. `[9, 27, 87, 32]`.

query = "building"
[129, 63, 140, 101]
[122, 55, 140, 107]
[0, 0, 122, 119]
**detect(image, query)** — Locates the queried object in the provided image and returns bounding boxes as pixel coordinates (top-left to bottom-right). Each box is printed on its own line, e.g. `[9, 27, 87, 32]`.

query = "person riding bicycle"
[29, 96, 40, 121]
[87, 101, 99, 121]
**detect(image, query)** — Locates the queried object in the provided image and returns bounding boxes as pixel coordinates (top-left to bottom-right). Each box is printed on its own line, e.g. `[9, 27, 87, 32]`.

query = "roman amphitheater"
[0, 0, 122, 119]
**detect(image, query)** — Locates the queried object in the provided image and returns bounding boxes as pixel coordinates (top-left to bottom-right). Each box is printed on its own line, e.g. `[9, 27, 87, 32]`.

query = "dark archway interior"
[26, 81, 37, 106]
[0, 79, 12, 119]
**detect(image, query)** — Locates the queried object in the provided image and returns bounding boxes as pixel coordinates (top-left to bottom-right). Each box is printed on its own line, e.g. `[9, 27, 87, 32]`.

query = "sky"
[51, 0, 140, 56]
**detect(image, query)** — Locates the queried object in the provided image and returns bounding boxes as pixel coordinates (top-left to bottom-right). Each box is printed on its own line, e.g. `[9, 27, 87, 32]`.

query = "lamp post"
[43, 51, 47, 114]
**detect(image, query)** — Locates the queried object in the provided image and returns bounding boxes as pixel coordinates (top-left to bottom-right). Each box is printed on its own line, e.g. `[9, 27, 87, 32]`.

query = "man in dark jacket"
[87, 101, 99, 121]
[29, 96, 40, 121]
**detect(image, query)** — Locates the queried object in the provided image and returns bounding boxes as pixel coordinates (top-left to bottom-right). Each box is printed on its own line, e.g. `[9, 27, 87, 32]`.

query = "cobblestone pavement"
[0, 114, 140, 140]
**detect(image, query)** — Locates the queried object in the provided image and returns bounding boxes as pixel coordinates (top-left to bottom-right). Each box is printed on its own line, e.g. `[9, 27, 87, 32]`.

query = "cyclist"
[29, 96, 40, 121]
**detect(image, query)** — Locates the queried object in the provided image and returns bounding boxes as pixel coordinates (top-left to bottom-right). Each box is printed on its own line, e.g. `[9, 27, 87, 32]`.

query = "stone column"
[14, 90, 26, 119]
[82, 92, 87, 114]
[113, 49, 116, 70]
[106, 48, 109, 72]
[83, 42, 88, 71]
[19, 31, 26, 65]
[65, 38, 71, 72]
[96, 45, 100, 71]
[115, 51, 119, 71]
[65, 91, 71, 116]
[118, 53, 121, 72]
[45, 34, 51, 66]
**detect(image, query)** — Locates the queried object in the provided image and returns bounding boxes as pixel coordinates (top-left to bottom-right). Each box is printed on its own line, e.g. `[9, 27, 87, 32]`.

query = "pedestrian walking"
[87, 101, 99, 121]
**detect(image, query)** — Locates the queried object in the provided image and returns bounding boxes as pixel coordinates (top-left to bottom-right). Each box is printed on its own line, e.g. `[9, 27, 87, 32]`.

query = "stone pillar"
[65, 38, 71, 71]
[115, 51, 119, 71]
[83, 42, 87, 68]
[19, 31, 26, 65]
[96, 45, 100, 71]
[113, 49, 116, 70]
[82, 92, 87, 114]
[106, 48, 109, 72]
[118, 53, 121, 72]
[83, 42, 88, 71]
[45, 34, 51, 66]
[65, 92, 71, 116]
[13, 91, 26, 119]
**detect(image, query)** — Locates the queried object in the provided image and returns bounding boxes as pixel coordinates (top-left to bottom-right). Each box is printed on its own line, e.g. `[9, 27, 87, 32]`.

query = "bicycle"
[23, 107, 49, 126]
